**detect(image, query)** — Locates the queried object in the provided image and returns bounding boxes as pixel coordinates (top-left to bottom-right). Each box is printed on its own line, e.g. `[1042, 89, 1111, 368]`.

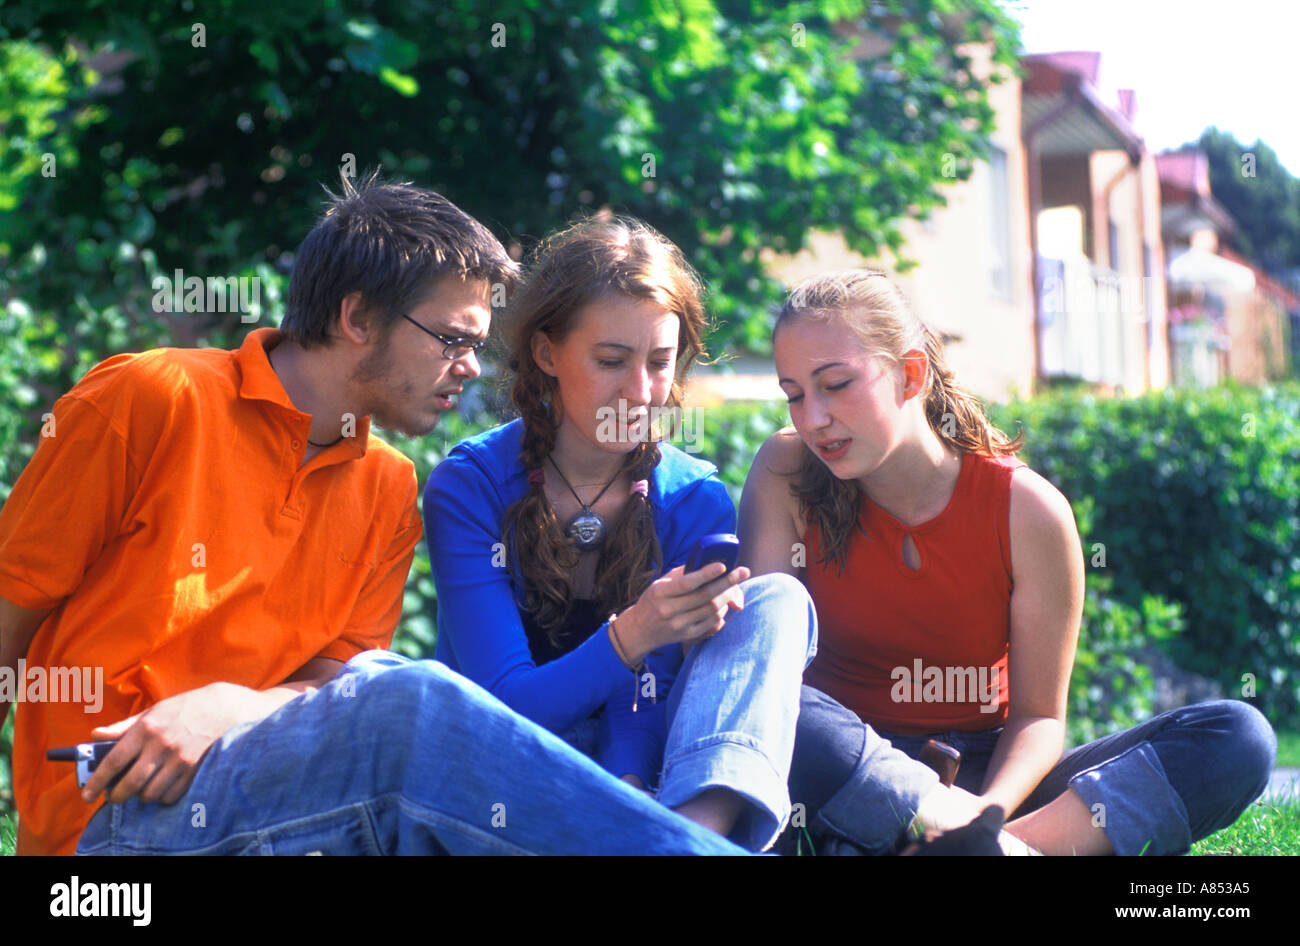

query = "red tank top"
[803, 451, 1026, 733]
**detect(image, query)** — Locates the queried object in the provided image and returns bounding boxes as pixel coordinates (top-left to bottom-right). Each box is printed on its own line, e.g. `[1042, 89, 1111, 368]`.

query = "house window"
[989, 145, 1012, 299]
[1108, 219, 1120, 272]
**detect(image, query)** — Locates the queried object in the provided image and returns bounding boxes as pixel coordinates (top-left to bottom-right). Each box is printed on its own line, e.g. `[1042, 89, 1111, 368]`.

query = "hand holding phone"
[613, 534, 748, 660]
[47, 740, 127, 790]
[685, 533, 740, 574]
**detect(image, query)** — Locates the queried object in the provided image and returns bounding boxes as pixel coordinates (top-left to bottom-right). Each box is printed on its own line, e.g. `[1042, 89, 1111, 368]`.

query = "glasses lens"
[444, 341, 477, 360]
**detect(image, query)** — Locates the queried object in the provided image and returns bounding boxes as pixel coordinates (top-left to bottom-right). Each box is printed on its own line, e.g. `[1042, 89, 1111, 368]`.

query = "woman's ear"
[531, 332, 559, 378]
[900, 349, 928, 402]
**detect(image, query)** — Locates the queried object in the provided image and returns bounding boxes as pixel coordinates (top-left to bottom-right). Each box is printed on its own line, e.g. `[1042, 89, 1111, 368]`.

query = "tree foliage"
[1198, 127, 1300, 285]
[1, 0, 1021, 389]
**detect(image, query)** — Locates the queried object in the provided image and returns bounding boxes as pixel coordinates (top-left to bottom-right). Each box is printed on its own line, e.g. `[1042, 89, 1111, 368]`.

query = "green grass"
[1190, 795, 1300, 856]
[1274, 729, 1300, 768]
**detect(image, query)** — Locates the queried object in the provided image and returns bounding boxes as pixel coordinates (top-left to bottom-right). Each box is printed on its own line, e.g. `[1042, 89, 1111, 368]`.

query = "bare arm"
[978, 469, 1085, 814]
[737, 429, 807, 579]
[0, 596, 53, 731]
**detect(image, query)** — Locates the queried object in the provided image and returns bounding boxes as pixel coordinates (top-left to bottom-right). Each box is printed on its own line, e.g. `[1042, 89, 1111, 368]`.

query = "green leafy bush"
[991, 383, 1300, 728]
[686, 399, 793, 500]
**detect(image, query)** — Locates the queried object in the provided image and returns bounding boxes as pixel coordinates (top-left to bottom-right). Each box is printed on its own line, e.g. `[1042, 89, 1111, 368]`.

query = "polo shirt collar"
[235, 328, 373, 459]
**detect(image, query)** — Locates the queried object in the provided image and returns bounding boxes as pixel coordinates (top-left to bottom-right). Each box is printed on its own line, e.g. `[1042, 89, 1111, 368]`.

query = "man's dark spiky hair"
[282, 168, 518, 346]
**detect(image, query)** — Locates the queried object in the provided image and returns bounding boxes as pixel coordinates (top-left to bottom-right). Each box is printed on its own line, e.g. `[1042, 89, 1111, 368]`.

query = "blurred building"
[756, 40, 1038, 404]
[696, 45, 1292, 406]
[1157, 149, 1297, 386]
[1022, 52, 1169, 395]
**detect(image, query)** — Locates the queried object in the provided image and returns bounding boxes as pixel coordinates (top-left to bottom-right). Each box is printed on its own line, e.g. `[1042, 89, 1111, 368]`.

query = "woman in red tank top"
[740, 270, 1274, 856]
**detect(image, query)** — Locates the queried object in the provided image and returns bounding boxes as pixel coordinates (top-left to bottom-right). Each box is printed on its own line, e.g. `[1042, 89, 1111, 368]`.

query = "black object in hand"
[47, 740, 125, 789]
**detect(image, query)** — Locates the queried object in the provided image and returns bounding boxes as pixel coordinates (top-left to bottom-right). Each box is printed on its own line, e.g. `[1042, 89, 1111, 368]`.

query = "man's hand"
[81, 658, 342, 807]
[82, 682, 281, 806]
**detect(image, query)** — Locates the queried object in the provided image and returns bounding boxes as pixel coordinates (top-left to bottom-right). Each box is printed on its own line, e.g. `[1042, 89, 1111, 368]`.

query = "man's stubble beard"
[351, 332, 437, 438]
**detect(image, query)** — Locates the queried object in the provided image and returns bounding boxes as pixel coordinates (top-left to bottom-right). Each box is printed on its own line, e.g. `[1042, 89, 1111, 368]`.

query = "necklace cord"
[547, 456, 621, 511]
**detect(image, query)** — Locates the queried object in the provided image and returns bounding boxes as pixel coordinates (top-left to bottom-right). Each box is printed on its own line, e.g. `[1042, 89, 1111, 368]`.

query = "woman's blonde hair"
[774, 270, 1023, 571]
[500, 216, 709, 643]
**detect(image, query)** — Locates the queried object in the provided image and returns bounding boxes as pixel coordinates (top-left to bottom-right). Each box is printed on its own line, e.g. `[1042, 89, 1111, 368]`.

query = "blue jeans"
[558, 572, 818, 851]
[77, 573, 816, 855]
[76, 653, 744, 855]
[790, 688, 1276, 855]
[656, 572, 817, 849]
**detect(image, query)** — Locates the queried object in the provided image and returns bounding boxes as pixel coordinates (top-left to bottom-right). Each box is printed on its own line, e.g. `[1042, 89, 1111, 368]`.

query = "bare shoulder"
[1008, 465, 1081, 560]
[753, 427, 806, 477]
[738, 427, 809, 572]
[746, 429, 805, 510]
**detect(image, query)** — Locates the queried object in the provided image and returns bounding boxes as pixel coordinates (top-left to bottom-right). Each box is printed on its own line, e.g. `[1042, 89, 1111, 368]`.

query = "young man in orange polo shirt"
[0, 175, 745, 856]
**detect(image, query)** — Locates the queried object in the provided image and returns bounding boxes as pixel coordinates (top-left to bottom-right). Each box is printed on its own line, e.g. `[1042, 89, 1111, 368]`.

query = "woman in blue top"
[424, 216, 816, 850]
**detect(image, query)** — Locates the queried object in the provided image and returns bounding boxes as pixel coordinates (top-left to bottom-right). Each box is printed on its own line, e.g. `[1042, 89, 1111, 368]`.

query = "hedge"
[991, 382, 1300, 728]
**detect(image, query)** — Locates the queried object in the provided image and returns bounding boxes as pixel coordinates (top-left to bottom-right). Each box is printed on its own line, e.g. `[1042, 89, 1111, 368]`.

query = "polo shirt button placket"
[283, 428, 306, 516]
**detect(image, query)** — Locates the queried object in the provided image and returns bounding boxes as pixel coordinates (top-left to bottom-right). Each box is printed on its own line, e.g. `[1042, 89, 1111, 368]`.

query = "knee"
[339, 659, 496, 770]
[743, 570, 807, 603]
[1188, 700, 1277, 800]
[799, 686, 858, 730]
[343, 655, 477, 721]
[738, 572, 817, 652]
[330, 650, 417, 715]
[1221, 701, 1276, 784]
[794, 687, 868, 760]
[343, 649, 413, 676]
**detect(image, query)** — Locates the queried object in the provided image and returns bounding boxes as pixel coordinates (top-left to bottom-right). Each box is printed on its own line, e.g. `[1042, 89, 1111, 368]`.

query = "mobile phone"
[920, 739, 961, 787]
[685, 533, 740, 574]
[47, 740, 125, 789]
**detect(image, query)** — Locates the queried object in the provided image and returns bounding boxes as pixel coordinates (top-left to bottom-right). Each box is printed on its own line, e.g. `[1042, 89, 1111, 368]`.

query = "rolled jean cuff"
[815, 730, 940, 854]
[1067, 742, 1192, 856]
[657, 733, 790, 852]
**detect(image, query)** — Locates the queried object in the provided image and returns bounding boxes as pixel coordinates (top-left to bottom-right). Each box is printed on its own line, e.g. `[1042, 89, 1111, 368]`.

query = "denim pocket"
[258, 803, 383, 855]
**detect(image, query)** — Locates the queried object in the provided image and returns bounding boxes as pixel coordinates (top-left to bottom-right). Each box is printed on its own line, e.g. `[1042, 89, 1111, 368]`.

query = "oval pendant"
[566, 510, 606, 551]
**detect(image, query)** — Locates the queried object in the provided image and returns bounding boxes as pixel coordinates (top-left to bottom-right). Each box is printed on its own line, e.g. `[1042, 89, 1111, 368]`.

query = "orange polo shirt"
[0, 328, 423, 855]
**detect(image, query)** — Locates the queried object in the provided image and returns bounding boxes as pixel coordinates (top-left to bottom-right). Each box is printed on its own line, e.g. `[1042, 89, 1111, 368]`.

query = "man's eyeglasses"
[401, 314, 489, 361]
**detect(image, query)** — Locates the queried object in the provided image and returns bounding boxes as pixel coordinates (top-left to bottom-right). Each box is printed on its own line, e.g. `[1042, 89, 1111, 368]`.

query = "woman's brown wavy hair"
[774, 271, 1024, 572]
[499, 216, 709, 646]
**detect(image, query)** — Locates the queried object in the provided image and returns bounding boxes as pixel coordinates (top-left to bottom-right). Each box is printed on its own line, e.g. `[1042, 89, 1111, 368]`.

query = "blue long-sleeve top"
[423, 418, 736, 786]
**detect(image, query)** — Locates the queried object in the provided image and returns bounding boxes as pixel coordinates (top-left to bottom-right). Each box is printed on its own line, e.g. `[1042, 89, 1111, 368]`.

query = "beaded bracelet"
[608, 612, 653, 712]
